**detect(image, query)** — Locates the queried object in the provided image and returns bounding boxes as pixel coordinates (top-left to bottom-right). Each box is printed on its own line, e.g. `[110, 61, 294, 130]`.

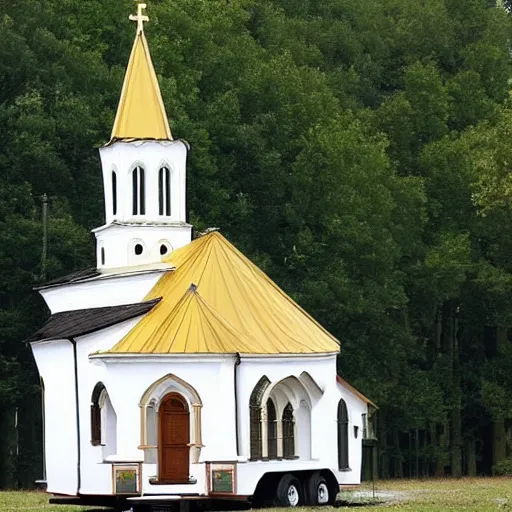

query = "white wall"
[237, 355, 334, 461]
[236, 354, 367, 493]
[39, 271, 163, 314]
[33, 322, 368, 498]
[30, 341, 78, 496]
[75, 319, 146, 495]
[99, 140, 188, 225]
[94, 223, 191, 270]
[334, 380, 368, 485]
[95, 139, 192, 270]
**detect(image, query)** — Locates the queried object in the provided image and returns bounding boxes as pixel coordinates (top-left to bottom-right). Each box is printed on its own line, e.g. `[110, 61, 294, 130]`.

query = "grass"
[2, 478, 512, 511]
[0, 490, 96, 512]
[335, 477, 512, 511]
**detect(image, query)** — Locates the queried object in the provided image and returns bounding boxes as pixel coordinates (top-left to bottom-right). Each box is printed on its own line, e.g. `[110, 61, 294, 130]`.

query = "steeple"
[110, 3, 172, 142]
[94, 3, 191, 271]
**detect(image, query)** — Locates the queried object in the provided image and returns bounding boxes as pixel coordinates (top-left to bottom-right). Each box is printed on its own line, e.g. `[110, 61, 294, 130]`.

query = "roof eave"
[336, 375, 378, 409]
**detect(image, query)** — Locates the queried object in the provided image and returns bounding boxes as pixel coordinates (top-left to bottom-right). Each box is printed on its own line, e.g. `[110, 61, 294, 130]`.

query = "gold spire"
[110, 3, 173, 142]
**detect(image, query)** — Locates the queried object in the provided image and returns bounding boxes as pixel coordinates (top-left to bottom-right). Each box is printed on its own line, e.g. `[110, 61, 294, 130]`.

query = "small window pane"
[140, 167, 146, 215]
[159, 167, 171, 217]
[132, 166, 145, 215]
[158, 168, 164, 216]
[165, 168, 171, 216]
[112, 171, 117, 216]
[132, 168, 138, 215]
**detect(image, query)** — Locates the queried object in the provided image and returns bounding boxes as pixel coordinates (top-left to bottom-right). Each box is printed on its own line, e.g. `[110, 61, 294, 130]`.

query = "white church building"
[28, 4, 377, 510]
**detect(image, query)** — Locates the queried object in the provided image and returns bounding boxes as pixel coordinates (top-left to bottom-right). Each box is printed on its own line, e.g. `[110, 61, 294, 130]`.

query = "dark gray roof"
[26, 298, 161, 343]
[35, 268, 100, 289]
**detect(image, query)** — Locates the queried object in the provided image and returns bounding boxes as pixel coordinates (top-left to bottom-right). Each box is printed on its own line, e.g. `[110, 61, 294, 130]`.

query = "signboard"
[212, 470, 233, 493]
[113, 464, 140, 494]
[209, 463, 236, 495]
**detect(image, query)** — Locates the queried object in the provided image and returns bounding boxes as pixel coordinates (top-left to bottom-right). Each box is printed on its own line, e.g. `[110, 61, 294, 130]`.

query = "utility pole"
[40, 194, 49, 282]
[39, 194, 56, 282]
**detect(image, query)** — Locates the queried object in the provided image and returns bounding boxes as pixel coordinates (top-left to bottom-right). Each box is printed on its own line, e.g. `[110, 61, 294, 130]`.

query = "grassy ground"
[0, 490, 95, 512]
[1, 478, 512, 511]
[341, 477, 512, 511]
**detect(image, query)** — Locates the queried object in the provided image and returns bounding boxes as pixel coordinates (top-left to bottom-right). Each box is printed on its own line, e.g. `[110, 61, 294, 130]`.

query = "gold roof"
[107, 232, 341, 355]
[110, 7, 172, 142]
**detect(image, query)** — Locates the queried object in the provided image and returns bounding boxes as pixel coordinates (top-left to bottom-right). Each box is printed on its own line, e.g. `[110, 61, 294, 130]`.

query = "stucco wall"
[31, 341, 79, 496]
[39, 271, 163, 314]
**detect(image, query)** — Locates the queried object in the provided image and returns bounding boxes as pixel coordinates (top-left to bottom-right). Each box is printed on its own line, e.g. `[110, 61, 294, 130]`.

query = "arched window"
[338, 399, 349, 470]
[159, 167, 171, 216]
[282, 403, 295, 459]
[267, 399, 278, 459]
[112, 171, 117, 215]
[91, 382, 117, 456]
[249, 376, 270, 460]
[91, 383, 104, 445]
[132, 166, 146, 215]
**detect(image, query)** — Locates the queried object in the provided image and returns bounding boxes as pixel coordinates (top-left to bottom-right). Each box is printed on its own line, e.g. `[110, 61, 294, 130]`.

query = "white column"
[190, 403, 203, 463]
[261, 408, 268, 459]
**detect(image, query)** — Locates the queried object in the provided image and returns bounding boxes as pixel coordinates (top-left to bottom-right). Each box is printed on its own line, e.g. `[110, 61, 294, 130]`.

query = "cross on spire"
[129, 3, 149, 34]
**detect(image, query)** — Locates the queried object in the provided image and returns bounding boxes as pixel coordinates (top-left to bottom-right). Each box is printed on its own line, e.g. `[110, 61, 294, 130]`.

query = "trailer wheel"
[305, 472, 335, 506]
[275, 474, 302, 507]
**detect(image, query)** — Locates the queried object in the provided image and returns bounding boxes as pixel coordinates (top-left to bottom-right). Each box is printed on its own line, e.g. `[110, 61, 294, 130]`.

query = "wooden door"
[159, 393, 190, 483]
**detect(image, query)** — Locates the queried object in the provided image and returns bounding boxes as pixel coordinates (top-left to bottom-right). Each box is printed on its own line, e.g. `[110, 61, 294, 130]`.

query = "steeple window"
[132, 166, 146, 216]
[159, 167, 171, 216]
[112, 171, 118, 216]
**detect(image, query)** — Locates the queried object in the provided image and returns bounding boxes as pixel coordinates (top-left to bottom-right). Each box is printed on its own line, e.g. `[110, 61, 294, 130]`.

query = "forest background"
[2, 0, 512, 488]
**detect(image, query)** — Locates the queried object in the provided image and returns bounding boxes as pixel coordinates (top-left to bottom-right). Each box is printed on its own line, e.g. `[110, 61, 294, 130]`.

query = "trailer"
[27, 5, 377, 511]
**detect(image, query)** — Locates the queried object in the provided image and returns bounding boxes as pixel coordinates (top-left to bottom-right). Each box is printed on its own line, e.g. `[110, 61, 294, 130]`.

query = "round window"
[160, 244, 168, 256]
[134, 244, 144, 255]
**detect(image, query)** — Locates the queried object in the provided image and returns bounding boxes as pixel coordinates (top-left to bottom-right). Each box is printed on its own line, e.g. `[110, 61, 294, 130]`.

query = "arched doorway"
[159, 393, 190, 483]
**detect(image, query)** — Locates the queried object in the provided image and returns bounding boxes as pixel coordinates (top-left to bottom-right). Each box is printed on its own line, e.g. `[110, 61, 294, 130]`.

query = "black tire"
[305, 472, 335, 506]
[275, 474, 303, 507]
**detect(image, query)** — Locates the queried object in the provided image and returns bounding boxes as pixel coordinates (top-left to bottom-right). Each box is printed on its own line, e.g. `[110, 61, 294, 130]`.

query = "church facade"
[28, 4, 376, 510]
